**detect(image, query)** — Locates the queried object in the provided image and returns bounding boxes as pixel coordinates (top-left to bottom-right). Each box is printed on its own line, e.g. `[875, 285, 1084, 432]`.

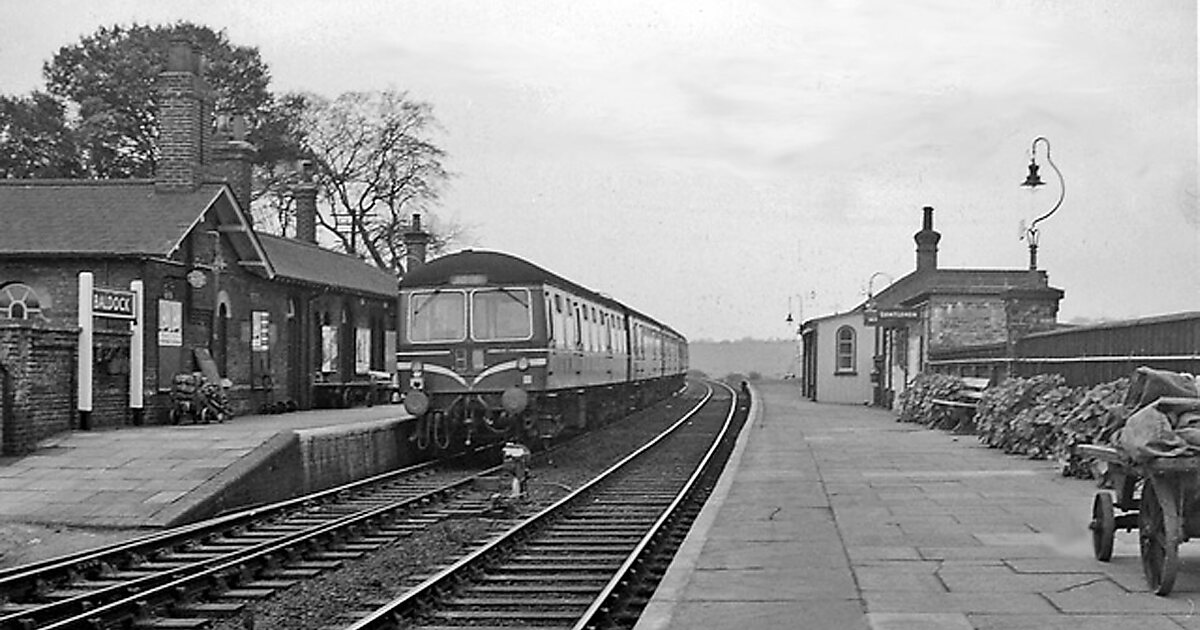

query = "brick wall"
[0, 322, 129, 454]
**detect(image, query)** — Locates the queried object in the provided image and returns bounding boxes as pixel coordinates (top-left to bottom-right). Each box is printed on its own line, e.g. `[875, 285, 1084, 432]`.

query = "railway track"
[0, 451, 504, 630]
[0, 382, 716, 630]
[337, 380, 746, 630]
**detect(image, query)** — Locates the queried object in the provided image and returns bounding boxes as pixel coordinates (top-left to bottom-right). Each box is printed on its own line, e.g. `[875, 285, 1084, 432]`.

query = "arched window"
[836, 325, 856, 373]
[0, 283, 43, 320]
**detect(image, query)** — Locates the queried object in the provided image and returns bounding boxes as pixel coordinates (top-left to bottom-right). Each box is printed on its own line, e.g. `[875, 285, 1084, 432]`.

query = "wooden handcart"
[1079, 443, 1200, 596]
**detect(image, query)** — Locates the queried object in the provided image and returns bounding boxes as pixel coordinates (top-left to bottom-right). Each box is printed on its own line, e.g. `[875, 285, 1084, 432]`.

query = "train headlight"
[501, 387, 528, 414]
[516, 357, 530, 371]
[411, 361, 424, 376]
[404, 389, 430, 416]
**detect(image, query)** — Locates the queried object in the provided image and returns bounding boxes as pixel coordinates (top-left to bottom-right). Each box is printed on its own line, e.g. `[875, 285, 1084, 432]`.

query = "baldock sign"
[92, 287, 137, 319]
[864, 307, 921, 326]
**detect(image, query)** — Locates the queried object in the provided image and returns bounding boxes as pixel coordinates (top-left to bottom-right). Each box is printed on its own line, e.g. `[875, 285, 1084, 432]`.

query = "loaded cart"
[169, 372, 231, 425]
[1079, 367, 1200, 596]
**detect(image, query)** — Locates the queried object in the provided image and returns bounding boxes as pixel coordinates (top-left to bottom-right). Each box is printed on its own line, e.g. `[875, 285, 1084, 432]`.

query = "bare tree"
[254, 90, 457, 273]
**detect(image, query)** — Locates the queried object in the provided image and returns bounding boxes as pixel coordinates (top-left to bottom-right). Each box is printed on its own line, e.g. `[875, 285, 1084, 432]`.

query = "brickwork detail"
[0, 322, 129, 454]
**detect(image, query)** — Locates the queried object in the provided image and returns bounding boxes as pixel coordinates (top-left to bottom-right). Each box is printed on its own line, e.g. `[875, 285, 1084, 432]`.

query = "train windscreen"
[408, 290, 467, 342]
[472, 288, 532, 341]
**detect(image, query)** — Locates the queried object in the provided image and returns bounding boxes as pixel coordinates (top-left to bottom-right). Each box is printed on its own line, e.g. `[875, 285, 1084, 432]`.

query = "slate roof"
[258, 233, 397, 298]
[868, 267, 1063, 310]
[0, 178, 395, 298]
[0, 179, 221, 256]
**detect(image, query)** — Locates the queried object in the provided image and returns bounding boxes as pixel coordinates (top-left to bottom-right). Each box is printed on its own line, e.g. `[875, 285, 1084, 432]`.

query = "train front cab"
[398, 282, 550, 450]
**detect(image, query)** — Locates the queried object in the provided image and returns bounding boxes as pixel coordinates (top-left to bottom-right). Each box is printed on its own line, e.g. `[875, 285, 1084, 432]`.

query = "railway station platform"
[636, 381, 1200, 630]
[0, 405, 413, 529]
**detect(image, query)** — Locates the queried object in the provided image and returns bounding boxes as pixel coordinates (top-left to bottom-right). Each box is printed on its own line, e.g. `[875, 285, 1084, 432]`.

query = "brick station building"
[800, 206, 1064, 406]
[0, 40, 409, 452]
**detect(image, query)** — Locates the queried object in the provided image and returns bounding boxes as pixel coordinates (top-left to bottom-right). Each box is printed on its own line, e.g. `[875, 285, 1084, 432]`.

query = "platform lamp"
[1019, 136, 1065, 271]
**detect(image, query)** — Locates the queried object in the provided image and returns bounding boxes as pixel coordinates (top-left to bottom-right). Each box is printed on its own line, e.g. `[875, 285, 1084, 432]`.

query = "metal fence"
[928, 312, 1200, 387]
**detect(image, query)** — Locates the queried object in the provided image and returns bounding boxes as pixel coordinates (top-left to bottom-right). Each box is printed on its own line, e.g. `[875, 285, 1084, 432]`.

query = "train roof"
[401, 249, 685, 340]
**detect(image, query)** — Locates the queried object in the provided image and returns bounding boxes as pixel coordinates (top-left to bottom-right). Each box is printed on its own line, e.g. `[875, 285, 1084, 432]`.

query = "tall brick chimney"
[914, 205, 941, 272]
[156, 37, 211, 192]
[293, 160, 318, 244]
[403, 214, 430, 274]
[210, 113, 258, 216]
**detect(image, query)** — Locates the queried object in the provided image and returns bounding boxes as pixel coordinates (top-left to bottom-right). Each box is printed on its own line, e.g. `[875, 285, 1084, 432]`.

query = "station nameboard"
[864, 308, 921, 326]
[93, 287, 136, 319]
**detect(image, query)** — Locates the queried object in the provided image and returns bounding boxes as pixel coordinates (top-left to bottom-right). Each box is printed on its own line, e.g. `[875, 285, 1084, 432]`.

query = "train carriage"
[398, 249, 686, 452]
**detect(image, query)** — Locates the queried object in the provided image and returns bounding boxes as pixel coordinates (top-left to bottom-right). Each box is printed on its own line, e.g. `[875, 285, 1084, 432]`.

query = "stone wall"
[927, 296, 1008, 351]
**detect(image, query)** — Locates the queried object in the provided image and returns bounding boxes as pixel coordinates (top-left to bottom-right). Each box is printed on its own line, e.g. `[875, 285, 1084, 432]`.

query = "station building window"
[0, 283, 43, 320]
[836, 325, 856, 374]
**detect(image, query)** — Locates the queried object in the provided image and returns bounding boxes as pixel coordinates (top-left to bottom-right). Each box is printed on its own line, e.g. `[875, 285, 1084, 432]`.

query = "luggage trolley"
[1080, 443, 1200, 596]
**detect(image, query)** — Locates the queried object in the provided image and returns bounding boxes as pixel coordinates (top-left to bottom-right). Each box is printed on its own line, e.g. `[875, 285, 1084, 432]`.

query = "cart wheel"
[1139, 480, 1181, 595]
[199, 407, 213, 424]
[1090, 491, 1116, 562]
[169, 407, 181, 425]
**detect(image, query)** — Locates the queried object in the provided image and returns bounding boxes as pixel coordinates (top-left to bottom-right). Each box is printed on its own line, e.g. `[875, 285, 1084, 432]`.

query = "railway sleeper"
[496, 562, 619, 572]
[509, 553, 626, 562]
[550, 524, 648, 533]
[39, 586, 102, 600]
[524, 540, 635, 548]
[215, 587, 276, 600]
[130, 617, 212, 629]
[541, 531, 644, 540]
[472, 583, 599, 594]
[171, 601, 246, 617]
[482, 572, 611, 582]
[432, 608, 583, 623]
[284, 560, 343, 571]
[557, 516, 658, 525]
[443, 596, 594, 608]
[262, 567, 323, 579]
[306, 550, 365, 561]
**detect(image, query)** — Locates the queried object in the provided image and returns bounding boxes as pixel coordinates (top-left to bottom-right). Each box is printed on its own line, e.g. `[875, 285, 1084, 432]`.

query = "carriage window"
[408, 290, 466, 342]
[472, 288, 532, 341]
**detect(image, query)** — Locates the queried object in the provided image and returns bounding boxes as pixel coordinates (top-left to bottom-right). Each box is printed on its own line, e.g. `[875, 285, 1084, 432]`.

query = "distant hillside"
[688, 339, 799, 380]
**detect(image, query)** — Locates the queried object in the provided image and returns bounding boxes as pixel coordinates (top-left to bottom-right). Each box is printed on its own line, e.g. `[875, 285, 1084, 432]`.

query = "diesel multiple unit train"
[397, 249, 688, 451]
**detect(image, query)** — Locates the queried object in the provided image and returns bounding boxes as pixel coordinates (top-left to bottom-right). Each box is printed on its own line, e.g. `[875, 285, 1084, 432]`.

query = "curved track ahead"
[0, 380, 743, 629]
[340, 380, 747, 630]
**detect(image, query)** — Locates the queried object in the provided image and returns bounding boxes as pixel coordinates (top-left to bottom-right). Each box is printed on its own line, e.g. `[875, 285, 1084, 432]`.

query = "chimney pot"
[914, 205, 941, 272]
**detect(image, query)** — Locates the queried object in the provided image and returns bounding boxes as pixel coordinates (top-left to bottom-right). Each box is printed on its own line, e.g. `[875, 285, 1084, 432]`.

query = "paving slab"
[635, 382, 1200, 630]
[0, 404, 411, 528]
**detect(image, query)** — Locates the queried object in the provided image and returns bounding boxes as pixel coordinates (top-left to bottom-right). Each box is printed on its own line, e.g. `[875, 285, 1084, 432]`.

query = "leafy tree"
[256, 90, 457, 273]
[0, 92, 82, 178]
[41, 22, 275, 177]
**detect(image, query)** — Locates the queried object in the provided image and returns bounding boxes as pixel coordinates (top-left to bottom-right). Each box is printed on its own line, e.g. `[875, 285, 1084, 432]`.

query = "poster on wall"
[355, 327, 370, 375]
[158, 299, 182, 346]
[321, 325, 338, 373]
[251, 311, 270, 351]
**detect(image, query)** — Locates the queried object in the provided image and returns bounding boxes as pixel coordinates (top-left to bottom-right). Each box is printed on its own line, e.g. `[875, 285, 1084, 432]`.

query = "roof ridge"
[0, 178, 156, 187]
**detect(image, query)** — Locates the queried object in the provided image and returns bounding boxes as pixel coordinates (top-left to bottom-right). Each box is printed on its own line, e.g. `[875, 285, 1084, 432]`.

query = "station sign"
[864, 307, 921, 326]
[92, 287, 136, 319]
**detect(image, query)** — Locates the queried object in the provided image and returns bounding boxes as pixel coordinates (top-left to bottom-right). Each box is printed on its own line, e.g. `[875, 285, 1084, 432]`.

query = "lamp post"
[786, 295, 803, 381]
[1019, 136, 1065, 271]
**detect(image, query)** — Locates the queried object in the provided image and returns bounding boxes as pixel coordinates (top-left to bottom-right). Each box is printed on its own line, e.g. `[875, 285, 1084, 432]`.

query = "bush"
[975, 374, 1069, 454]
[900, 372, 1131, 479]
[1054, 378, 1130, 477]
[896, 372, 966, 429]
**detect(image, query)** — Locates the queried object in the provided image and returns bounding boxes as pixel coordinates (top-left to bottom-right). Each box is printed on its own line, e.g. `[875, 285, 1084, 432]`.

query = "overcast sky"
[1, 0, 1196, 341]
